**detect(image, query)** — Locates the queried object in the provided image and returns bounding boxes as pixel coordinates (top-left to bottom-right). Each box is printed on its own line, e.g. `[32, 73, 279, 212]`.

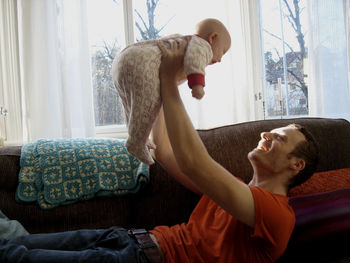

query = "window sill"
[94, 125, 128, 139]
[2, 140, 22, 146]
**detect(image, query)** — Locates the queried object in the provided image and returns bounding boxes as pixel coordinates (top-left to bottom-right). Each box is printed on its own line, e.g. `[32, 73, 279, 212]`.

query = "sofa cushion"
[288, 167, 350, 196]
[289, 187, 350, 242]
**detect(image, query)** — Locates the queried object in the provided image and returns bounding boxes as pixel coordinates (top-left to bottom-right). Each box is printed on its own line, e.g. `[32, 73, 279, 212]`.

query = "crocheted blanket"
[16, 138, 149, 209]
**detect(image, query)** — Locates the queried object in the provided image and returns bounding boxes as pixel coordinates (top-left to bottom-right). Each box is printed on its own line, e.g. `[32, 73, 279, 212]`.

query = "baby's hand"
[191, 85, 205, 100]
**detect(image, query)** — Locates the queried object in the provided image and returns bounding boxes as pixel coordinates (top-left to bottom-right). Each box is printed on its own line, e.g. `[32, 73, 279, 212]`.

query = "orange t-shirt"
[150, 186, 295, 263]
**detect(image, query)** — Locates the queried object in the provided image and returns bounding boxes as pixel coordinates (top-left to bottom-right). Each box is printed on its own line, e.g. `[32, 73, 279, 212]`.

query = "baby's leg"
[125, 76, 161, 165]
[115, 47, 162, 165]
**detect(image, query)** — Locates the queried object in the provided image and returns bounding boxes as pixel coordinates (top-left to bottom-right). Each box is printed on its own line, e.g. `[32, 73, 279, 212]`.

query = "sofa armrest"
[0, 146, 21, 190]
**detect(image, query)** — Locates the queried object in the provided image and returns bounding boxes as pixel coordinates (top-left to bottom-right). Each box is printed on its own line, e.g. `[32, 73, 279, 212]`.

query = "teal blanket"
[16, 138, 149, 209]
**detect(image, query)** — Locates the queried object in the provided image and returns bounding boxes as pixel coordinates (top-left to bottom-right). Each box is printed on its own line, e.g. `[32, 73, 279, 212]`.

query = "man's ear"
[290, 158, 305, 172]
[208, 32, 218, 44]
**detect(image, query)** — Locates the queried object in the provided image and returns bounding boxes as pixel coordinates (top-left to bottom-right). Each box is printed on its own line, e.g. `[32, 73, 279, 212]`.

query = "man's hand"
[158, 39, 188, 85]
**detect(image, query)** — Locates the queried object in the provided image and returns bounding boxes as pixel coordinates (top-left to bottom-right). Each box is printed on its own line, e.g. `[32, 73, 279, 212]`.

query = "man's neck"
[248, 174, 288, 196]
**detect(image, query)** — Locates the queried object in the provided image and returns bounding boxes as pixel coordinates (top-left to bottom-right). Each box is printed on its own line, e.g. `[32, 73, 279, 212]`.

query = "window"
[3, 0, 348, 144]
[86, 0, 237, 131]
[89, 0, 350, 129]
[260, 0, 309, 118]
[87, 0, 126, 127]
[259, 0, 350, 120]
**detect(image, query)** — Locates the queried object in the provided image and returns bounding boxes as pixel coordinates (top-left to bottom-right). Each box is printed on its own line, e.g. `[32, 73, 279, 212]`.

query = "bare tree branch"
[135, 22, 148, 40]
[95, 84, 118, 94]
[274, 47, 281, 59]
[157, 15, 176, 35]
[287, 69, 307, 97]
[283, 0, 306, 59]
[135, 9, 149, 32]
[134, 0, 169, 40]
[263, 29, 295, 53]
[283, 0, 296, 21]
[284, 12, 298, 32]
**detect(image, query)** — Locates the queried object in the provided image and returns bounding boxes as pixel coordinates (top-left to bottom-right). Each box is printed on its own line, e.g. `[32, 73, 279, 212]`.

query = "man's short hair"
[287, 124, 319, 189]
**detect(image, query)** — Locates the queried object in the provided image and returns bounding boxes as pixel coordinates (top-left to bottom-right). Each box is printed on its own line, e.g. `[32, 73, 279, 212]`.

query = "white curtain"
[0, 0, 23, 145]
[17, 0, 95, 141]
[345, 0, 350, 96]
[307, 0, 350, 120]
[174, 0, 264, 129]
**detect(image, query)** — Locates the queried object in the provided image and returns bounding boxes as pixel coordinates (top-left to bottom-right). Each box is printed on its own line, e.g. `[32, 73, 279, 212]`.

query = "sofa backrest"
[197, 117, 350, 183]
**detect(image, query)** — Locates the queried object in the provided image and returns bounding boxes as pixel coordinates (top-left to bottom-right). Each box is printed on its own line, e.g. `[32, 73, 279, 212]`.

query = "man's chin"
[248, 148, 266, 164]
[248, 148, 261, 156]
[247, 150, 257, 162]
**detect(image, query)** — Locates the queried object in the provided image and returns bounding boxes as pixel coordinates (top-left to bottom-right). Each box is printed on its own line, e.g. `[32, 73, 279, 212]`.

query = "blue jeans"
[0, 226, 149, 263]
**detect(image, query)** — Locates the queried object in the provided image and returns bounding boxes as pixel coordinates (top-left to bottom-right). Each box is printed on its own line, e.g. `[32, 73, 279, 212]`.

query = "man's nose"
[261, 132, 271, 140]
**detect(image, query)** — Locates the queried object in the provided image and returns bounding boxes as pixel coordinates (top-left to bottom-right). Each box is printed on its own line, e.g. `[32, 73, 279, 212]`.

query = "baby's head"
[195, 18, 231, 65]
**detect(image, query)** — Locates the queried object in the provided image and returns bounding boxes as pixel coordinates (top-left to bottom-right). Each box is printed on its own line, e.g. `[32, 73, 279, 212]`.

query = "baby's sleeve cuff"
[187, 74, 205, 88]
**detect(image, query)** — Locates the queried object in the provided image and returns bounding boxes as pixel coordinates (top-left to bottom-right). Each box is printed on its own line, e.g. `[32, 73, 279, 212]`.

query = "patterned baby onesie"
[112, 35, 213, 164]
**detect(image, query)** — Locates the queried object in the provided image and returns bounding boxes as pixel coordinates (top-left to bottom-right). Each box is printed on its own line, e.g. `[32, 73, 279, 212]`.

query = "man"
[0, 39, 318, 263]
[148, 39, 319, 262]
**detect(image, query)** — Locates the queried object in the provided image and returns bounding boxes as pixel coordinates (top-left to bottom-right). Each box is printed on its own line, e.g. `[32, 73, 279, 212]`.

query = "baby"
[112, 18, 231, 164]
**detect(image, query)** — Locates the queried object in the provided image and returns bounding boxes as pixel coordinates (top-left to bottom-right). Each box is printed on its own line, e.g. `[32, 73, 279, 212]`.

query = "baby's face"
[209, 32, 231, 65]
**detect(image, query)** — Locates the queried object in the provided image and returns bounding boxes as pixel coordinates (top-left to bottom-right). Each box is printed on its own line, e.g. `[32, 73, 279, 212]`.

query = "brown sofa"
[1, 117, 350, 262]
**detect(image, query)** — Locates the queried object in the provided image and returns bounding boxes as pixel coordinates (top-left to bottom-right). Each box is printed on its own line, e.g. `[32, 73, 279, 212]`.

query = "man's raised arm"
[151, 106, 202, 195]
[158, 39, 256, 228]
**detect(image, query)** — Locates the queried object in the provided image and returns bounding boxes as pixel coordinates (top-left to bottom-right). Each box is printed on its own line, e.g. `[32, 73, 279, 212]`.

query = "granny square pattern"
[16, 138, 149, 209]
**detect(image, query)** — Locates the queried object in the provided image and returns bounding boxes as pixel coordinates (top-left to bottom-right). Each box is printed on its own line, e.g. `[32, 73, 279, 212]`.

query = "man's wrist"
[160, 73, 178, 95]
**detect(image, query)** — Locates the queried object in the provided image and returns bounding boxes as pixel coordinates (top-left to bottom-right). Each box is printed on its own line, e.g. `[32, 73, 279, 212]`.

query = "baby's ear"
[208, 32, 218, 44]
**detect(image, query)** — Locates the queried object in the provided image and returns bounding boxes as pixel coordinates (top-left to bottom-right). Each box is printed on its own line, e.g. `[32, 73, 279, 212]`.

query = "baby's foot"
[126, 140, 155, 165]
[146, 140, 156, 150]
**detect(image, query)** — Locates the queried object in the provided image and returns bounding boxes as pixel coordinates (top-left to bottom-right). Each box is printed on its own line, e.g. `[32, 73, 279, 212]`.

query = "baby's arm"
[191, 85, 205, 100]
[184, 36, 213, 100]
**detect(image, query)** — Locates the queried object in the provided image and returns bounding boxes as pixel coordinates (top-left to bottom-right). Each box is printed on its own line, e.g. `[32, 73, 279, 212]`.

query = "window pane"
[133, 0, 230, 41]
[87, 0, 126, 126]
[260, 0, 309, 118]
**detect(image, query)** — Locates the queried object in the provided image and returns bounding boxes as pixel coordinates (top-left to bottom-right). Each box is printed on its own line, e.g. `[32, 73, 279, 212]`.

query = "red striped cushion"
[289, 188, 350, 241]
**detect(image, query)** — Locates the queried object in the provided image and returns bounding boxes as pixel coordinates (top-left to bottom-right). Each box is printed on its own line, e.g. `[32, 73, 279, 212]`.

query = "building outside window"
[260, 0, 349, 119]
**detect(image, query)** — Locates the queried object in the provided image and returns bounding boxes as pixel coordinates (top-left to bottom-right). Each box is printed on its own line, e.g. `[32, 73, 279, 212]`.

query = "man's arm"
[158, 40, 256, 228]
[151, 107, 202, 195]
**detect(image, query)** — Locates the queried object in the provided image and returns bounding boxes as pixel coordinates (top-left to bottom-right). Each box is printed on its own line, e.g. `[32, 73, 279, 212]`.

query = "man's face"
[248, 126, 306, 174]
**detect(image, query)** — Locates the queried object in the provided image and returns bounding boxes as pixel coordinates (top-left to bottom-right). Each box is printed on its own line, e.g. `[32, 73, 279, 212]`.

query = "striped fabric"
[289, 187, 350, 241]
